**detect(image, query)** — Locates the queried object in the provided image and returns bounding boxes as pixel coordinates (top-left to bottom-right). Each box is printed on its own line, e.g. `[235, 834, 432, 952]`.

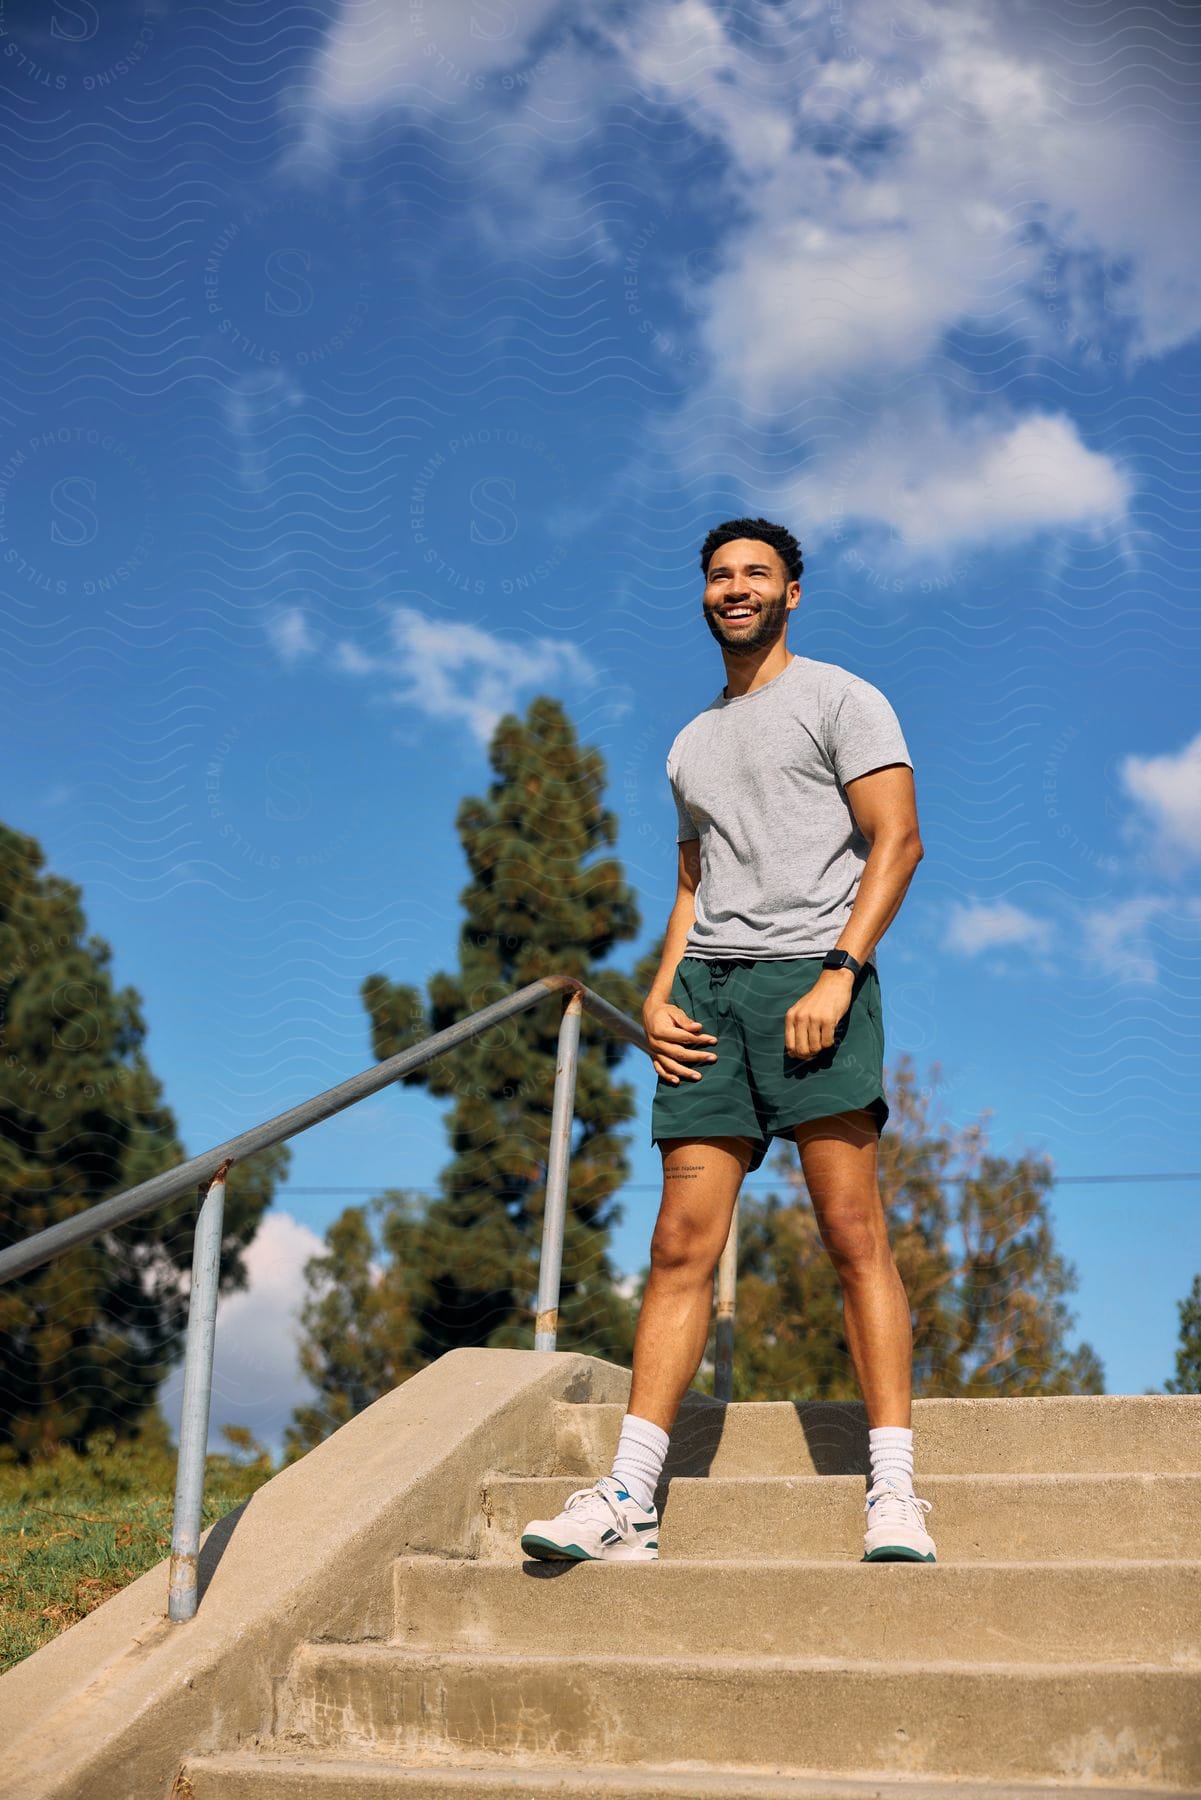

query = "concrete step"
[389, 1555, 1201, 1665]
[549, 1396, 1201, 1479]
[181, 1749, 1201, 1799]
[277, 1645, 1201, 1786]
[483, 1473, 1198, 1563]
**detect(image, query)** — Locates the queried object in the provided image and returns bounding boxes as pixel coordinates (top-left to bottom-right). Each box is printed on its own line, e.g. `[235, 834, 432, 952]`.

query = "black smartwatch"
[822, 949, 862, 977]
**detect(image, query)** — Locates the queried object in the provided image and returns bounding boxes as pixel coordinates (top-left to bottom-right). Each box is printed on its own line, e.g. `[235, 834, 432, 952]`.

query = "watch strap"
[822, 949, 862, 977]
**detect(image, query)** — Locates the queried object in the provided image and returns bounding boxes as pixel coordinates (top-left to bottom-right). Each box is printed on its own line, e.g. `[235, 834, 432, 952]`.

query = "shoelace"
[865, 1480, 933, 1524]
[562, 1478, 633, 1533]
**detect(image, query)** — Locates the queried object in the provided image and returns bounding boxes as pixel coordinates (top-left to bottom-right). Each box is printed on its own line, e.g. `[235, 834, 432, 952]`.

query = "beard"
[702, 590, 790, 656]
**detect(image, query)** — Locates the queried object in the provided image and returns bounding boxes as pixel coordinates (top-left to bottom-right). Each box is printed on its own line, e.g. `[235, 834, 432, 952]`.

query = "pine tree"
[0, 823, 287, 1458]
[283, 1192, 426, 1459]
[357, 697, 648, 1368]
[1165, 1273, 1201, 1394]
[716, 1055, 1104, 1400]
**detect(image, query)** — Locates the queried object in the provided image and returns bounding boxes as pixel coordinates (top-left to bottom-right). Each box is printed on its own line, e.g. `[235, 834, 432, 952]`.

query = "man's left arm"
[829, 762, 924, 971]
[784, 763, 923, 1060]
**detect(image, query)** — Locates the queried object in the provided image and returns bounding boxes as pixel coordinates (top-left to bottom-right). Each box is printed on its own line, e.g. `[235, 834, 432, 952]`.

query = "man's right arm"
[643, 839, 701, 1014]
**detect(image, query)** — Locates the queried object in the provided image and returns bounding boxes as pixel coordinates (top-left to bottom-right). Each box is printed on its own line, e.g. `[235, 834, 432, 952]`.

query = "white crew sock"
[869, 1425, 914, 1492]
[610, 1413, 670, 1511]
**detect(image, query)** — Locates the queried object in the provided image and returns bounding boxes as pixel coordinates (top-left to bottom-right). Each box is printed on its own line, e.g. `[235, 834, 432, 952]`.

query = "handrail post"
[714, 1197, 739, 1402]
[167, 1160, 231, 1623]
[534, 989, 583, 1352]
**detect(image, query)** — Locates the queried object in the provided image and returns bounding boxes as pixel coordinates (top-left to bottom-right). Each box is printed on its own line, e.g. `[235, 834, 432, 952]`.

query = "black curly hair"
[699, 516, 802, 587]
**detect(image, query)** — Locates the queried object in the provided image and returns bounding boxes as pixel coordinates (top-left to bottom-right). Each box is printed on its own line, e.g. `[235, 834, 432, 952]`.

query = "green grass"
[0, 1421, 279, 1674]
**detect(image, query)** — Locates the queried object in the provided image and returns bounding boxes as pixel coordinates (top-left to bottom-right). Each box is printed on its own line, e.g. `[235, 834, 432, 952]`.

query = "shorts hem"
[651, 1095, 888, 1165]
[763, 1091, 889, 1139]
[651, 1125, 766, 1155]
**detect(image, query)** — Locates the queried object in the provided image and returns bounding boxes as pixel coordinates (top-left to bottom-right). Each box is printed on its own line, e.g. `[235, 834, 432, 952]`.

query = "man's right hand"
[641, 1001, 718, 1084]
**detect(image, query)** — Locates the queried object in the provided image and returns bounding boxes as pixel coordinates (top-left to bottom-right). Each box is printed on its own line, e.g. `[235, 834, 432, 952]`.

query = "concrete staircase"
[180, 1390, 1201, 1798]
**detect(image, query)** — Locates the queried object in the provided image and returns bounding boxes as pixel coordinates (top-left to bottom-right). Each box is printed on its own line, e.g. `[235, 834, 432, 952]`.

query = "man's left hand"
[784, 970, 856, 1060]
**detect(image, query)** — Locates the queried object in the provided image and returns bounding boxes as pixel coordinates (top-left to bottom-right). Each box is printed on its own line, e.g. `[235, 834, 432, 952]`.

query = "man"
[522, 517, 935, 1566]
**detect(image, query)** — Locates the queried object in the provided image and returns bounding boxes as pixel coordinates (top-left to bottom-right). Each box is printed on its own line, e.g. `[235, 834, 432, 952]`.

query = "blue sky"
[3, 0, 1199, 1452]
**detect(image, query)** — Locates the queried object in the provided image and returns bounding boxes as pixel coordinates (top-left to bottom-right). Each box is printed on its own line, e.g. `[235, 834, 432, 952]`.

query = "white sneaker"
[521, 1475, 659, 1563]
[862, 1477, 937, 1563]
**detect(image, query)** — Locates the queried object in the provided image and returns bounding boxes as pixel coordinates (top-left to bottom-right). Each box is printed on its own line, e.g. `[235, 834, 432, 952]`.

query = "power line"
[281, 1171, 1201, 1195]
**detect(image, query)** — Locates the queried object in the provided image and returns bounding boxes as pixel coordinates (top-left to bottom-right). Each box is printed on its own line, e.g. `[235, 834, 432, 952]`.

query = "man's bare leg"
[792, 1107, 912, 1427]
[626, 1135, 754, 1432]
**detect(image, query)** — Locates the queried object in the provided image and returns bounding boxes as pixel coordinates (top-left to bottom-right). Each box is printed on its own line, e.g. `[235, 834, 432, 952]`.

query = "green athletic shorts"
[650, 955, 890, 1172]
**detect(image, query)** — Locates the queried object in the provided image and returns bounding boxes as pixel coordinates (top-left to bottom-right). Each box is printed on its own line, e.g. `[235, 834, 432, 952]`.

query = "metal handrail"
[0, 973, 740, 1620]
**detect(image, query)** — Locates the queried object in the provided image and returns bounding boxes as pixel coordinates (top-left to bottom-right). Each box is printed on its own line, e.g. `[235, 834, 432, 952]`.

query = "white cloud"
[158, 1211, 325, 1458]
[296, 0, 1201, 388]
[945, 900, 1054, 957]
[788, 405, 1133, 559]
[608, 0, 1045, 406]
[979, 1, 1201, 365]
[697, 193, 1005, 406]
[609, 0, 793, 176]
[286, 0, 1199, 561]
[265, 606, 318, 666]
[596, 0, 1186, 552]
[332, 638, 376, 676]
[221, 369, 305, 494]
[256, 603, 598, 746]
[286, 8, 618, 259]
[303, 0, 566, 120]
[1117, 731, 1201, 870]
[944, 889, 1197, 983]
[335, 604, 599, 746]
[1079, 895, 1174, 986]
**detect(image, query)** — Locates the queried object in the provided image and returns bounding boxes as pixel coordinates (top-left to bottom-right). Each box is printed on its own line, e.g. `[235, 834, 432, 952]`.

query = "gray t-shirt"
[667, 654, 913, 968]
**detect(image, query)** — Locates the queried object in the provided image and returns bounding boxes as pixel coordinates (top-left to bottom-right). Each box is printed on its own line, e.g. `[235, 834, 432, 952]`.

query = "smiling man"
[521, 516, 935, 1567]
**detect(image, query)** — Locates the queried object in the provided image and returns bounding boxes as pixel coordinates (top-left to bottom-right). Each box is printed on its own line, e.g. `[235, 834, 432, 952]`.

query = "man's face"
[702, 538, 798, 655]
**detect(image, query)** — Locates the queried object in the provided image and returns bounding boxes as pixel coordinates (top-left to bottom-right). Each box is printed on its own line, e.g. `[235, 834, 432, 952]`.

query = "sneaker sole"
[520, 1534, 658, 1563]
[862, 1545, 938, 1562]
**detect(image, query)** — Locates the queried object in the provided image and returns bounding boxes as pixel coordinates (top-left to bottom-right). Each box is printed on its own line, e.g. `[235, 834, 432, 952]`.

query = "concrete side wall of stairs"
[0, 1349, 630, 1800]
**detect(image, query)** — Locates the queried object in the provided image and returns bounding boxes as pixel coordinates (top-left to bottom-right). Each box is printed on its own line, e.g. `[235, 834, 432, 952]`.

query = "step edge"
[485, 1471, 1201, 1486]
[290, 1644, 1201, 1677]
[391, 1555, 1201, 1573]
[555, 1397, 1201, 1415]
[180, 1749, 1201, 1797]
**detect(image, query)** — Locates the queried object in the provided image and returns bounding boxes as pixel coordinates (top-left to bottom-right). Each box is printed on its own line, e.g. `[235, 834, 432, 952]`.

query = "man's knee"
[651, 1188, 738, 1274]
[648, 1216, 713, 1274]
[820, 1209, 890, 1271]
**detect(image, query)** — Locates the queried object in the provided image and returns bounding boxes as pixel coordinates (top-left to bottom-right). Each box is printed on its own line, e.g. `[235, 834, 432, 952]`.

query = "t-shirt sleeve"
[827, 676, 913, 787]
[667, 752, 699, 843]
